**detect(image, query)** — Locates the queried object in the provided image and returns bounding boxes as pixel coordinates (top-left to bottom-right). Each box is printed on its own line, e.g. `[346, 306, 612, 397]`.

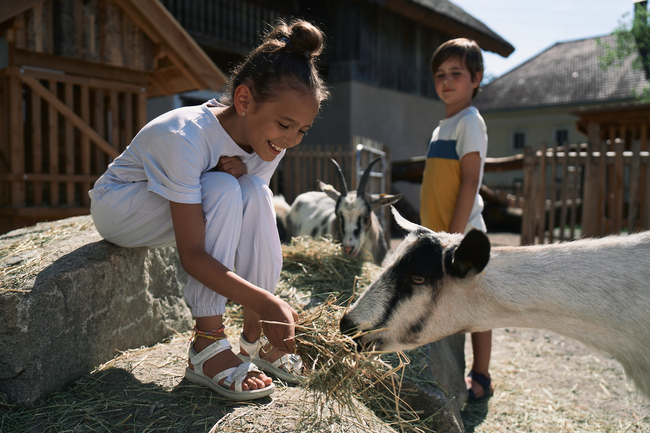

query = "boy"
[420, 38, 493, 402]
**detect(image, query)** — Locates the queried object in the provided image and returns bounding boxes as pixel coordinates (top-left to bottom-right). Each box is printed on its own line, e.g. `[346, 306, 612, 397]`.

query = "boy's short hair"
[431, 38, 484, 98]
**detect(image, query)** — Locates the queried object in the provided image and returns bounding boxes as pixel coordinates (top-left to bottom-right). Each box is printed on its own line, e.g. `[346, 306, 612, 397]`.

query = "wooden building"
[0, 0, 227, 234]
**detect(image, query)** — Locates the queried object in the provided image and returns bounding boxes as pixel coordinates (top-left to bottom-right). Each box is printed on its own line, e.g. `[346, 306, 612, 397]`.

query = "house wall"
[304, 80, 446, 213]
[480, 105, 589, 187]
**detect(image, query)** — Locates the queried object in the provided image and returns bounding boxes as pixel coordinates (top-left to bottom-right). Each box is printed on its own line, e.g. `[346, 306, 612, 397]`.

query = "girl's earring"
[241, 111, 245, 116]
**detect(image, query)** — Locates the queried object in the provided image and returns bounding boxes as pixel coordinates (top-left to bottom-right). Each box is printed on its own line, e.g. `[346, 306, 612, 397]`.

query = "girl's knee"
[238, 175, 272, 207]
[200, 172, 242, 209]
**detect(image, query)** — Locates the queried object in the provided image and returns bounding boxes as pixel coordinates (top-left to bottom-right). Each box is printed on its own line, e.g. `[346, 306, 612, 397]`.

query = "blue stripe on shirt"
[426, 139, 458, 160]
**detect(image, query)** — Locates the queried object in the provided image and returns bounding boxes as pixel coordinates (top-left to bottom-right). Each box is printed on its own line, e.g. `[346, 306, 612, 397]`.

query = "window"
[555, 128, 569, 147]
[512, 130, 526, 151]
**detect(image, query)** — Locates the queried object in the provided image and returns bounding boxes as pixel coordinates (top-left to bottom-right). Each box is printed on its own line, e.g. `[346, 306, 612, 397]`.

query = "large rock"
[0, 216, 191, 404]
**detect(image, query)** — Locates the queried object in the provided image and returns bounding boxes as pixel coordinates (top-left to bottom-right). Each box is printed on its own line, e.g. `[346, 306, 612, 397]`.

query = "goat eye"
[412, 276, 426, 285]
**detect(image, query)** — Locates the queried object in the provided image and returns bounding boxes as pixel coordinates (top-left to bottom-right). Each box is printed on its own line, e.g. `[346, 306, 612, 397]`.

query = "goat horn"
[357, 157, 382, 196]
[330, 159, 348, 197]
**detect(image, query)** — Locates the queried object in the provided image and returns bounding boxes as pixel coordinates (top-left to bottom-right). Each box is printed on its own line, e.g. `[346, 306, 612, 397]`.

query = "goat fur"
[341, 208, 650, 400]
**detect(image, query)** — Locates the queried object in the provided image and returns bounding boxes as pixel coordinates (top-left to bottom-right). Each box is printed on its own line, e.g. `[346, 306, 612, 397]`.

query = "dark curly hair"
[221, 19, 330, 106]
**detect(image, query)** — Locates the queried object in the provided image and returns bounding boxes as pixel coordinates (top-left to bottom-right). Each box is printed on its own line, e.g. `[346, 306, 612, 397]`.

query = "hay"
[270, 237, 443, 432]
[0, 235, 438, 432]
[0, 218, 94, 291]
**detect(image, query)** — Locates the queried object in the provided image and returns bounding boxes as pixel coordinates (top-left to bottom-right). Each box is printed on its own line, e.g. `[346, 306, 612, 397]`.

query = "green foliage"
[597, 7, 650, 102]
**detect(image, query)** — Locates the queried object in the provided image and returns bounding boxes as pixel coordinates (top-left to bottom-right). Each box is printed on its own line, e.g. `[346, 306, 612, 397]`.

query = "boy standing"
[420, 38, 493, 402]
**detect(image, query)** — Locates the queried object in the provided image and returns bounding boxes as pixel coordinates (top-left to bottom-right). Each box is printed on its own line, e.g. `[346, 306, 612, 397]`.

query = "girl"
[89, 19, 329, 401]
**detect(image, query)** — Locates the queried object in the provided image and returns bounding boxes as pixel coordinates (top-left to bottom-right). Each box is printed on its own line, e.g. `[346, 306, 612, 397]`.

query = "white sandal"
[238, 332, 305, 384]
[185, 338, 275, 401]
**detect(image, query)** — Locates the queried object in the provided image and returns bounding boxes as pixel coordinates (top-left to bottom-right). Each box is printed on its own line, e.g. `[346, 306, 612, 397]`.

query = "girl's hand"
[216, 156, 247, 178]
[259, 296, 299, 354]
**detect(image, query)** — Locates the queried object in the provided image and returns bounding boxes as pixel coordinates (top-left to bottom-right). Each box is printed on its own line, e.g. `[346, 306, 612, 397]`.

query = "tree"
[597, 3, 650, 102]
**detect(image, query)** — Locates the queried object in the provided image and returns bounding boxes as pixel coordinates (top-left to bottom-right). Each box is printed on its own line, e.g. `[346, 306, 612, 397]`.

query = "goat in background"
[340, 207, 650, 400]
[279, 158, 401, 265]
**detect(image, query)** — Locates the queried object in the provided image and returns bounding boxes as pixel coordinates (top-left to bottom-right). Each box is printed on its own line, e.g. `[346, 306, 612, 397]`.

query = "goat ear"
[369, 193, 402, 210]
[318, 180, 340, 201]
[452, 230, 491, 278]
[391, 205, 422, 233]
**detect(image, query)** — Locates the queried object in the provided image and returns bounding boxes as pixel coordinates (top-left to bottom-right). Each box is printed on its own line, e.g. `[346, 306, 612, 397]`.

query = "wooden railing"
[521, 141, 650, 245]
[0, 67, 146, 221]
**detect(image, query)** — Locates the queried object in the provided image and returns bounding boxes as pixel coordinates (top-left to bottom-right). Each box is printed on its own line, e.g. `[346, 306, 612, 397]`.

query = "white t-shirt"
[92, 99, 284, 204]
[420, 105, 488, 233]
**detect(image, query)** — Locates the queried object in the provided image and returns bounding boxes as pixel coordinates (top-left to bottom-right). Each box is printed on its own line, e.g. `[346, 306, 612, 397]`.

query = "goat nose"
[339, 315, 356, 336]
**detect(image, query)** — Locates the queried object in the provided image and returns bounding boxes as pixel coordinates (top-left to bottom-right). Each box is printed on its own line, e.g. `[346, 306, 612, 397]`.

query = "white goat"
[340, 207, 650, 400]
[284, 158, 401, 265]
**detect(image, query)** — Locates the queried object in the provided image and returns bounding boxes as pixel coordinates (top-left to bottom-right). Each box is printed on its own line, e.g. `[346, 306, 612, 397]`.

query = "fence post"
[612, 138, 625, 234]
[536, 142, 547, 244]
[628, 135, 642, 233]
[520, 146, 535, 245]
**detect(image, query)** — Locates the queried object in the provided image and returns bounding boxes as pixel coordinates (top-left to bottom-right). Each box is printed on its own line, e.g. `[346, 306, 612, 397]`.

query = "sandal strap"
[468, 370, 491, 390]
[239, 332, 261, 357]
[189, 339, 232, 375]
[272, 353, 303, 374]
[221, 362, 259, 392]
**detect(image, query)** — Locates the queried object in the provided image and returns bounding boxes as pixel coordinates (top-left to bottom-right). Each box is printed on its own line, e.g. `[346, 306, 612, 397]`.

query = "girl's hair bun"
[263, 19, 324, 60]
[221, 18, 329, 106]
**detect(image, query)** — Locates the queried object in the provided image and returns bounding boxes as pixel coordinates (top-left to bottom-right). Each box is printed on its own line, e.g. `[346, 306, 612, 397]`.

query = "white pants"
[90, 172, 282, 317]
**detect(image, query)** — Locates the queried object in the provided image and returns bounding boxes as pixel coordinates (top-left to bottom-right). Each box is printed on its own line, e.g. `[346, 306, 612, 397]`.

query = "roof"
[381, 0, 514, 57]
[0, 0, 227, 97]
[474, 34, 648, 112]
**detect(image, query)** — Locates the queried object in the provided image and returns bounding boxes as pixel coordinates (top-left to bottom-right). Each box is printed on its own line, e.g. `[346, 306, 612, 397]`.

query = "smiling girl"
[89, 19, 329, 401]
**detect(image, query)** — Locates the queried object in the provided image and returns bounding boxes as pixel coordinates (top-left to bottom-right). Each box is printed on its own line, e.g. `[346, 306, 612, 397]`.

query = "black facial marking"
[405, 314, 428, 343]
[311, 226, 319, 238]
[374, 236, 446, 329]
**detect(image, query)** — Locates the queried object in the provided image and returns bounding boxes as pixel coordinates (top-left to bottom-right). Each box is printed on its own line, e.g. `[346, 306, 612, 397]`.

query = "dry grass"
[0, 217, 94, 292]
[0, 235, 440, 432]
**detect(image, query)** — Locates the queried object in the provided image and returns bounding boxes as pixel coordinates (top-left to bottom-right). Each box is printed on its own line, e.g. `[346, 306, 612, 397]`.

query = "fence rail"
[521, 141, 650, 245]
[0, 67, 145, 228]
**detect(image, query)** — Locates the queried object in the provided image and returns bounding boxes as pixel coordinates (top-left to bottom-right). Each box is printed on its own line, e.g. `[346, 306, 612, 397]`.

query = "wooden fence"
[521, 139, 650, 245]
[0, 67, 145, 229]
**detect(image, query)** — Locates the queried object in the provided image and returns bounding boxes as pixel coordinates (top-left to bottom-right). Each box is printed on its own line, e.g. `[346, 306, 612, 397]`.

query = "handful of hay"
[263, 236, 440, 432]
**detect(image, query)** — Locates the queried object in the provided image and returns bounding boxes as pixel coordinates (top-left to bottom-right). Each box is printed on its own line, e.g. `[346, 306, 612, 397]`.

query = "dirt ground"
[458, 233, 650, 432]
[462, 328, 650, 432]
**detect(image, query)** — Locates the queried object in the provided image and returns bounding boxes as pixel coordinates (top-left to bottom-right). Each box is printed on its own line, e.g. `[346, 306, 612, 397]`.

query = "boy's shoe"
[466, 370, 494, 402]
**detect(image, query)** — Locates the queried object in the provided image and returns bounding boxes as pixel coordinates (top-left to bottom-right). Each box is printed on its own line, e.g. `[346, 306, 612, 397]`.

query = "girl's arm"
[449, 151, 481, 234]
[169, 201, 298, 353]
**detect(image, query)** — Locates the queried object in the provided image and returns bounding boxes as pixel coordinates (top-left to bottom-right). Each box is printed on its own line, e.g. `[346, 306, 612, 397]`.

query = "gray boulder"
[0, 216, 191, 404]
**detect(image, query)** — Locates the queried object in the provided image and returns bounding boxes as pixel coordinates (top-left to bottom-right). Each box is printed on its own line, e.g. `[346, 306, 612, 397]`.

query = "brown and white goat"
[340, 207, 650, 399]
[284, 158, 401, 265]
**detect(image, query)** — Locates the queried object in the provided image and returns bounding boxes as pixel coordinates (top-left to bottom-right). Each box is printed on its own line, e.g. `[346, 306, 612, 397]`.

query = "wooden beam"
[113, 0, 228, 91]
[0, 206, 90, 217]
[21, 73, 120, 158]
[0, 173, 99, 182]
[18, 61, 143, 93]
[9, 72, 25, 206]
[0, 0, 44, 25]
[14, 49, 148, 87]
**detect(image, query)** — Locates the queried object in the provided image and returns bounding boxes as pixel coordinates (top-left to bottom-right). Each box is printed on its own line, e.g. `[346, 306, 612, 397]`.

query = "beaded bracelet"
[192, 325, 226, 342]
